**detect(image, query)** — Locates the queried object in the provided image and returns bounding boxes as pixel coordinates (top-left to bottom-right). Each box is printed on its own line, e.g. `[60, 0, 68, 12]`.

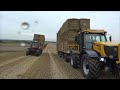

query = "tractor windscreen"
[31, 42, 40, 47]
[84, 34, 107, 49]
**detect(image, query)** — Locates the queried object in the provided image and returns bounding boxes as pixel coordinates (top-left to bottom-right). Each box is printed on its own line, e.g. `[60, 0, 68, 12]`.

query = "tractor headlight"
[109, 55, 113, 59]
[100, 58, 104, 61]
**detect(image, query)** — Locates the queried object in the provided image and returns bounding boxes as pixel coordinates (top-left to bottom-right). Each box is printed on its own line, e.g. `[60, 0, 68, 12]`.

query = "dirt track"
[0, 43, 115, 79]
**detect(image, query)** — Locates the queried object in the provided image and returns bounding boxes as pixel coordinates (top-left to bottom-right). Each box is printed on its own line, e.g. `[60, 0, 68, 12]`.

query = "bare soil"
[0, 43, 115, 79]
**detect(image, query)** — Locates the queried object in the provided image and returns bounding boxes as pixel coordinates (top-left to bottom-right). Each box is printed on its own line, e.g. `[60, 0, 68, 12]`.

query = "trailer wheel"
[57, 51, 60, 56]
[36, 50, 40, 56]
[26, 49, 30, 56]
[59, 52, 63, 58]
[81, 54, 101, 79]
[64, 54, 69, 62]
[70, 53, 78, 68]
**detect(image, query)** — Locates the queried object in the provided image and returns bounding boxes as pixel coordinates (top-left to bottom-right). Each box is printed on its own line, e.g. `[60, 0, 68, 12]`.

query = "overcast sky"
[0, 11, 120, 42]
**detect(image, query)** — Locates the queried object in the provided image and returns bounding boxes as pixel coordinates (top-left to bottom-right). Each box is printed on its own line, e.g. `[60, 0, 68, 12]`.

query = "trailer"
[57, 18, 90, 61]
[33, 34, 45, 49]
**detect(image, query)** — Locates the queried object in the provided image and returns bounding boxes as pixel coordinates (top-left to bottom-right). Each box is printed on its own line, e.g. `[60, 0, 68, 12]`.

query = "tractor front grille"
[104, 46, 118, 58]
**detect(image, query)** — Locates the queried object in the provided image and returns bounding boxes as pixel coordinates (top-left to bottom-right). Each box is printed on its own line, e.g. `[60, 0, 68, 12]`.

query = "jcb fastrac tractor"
[70, 29, 120, 79]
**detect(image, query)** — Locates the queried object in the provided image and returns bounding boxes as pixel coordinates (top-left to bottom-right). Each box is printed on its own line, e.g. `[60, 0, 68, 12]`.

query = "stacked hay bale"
[57, 18, 90, 53]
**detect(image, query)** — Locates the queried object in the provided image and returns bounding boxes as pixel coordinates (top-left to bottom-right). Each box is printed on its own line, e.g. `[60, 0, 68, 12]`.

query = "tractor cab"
[82, 30, 107, 50]
[76, 29, 107, 51]
[26, 41, 43, 56]
[76, 29, 120, 64]
[30, 41, 40, 49]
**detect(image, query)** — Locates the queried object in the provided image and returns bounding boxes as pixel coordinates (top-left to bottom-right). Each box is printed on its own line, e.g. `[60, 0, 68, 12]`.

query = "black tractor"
[26, 41, 43, 56]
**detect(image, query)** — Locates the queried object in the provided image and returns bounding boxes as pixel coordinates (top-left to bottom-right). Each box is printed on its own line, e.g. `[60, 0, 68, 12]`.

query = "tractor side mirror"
[109, 36, 112, 42]
[106, 34, 112, 42]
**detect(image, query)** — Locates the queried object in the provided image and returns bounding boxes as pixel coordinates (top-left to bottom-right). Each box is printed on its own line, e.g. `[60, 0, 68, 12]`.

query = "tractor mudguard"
[84, 50, 98, 57]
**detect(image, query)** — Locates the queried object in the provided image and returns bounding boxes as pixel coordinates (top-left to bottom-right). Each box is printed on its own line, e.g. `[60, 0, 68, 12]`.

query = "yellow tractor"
[70, 29, 120, 79]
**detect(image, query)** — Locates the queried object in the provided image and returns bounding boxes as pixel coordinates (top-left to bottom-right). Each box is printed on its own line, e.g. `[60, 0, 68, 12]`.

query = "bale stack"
[79, 18, 90, 31]
[57, 18, 90, 52]
[33, 34, 45, 48]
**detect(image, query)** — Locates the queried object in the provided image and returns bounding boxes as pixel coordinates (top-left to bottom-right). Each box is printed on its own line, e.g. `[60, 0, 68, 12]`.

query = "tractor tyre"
[81, 54, 101, 79]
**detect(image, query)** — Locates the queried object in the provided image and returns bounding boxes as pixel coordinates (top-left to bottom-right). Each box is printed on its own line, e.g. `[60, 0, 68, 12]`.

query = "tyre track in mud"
[49, 45, 84, 79]
[20, 43, 69, 79]
[19, 53, 51, 79]
[48, 49, 69, 79]
[51, 53, 84, 79]
[0, 43, 116, 79]
[0, 55, 40, 79]
[0, 52, 25, 63]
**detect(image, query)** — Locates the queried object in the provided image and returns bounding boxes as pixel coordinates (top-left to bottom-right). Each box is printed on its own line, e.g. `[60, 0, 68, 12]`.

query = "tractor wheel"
[26, 49, 30, 56]
[114, 65, 120, 79]
[39, 50, 42, 55]
[70, 53, 78, 68]
[36, 50, 40, 56]
[81, 54, 101, 79]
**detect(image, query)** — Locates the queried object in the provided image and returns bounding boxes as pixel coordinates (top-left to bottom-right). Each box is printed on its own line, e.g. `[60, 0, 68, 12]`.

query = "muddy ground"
[0, 43, 115, 79]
